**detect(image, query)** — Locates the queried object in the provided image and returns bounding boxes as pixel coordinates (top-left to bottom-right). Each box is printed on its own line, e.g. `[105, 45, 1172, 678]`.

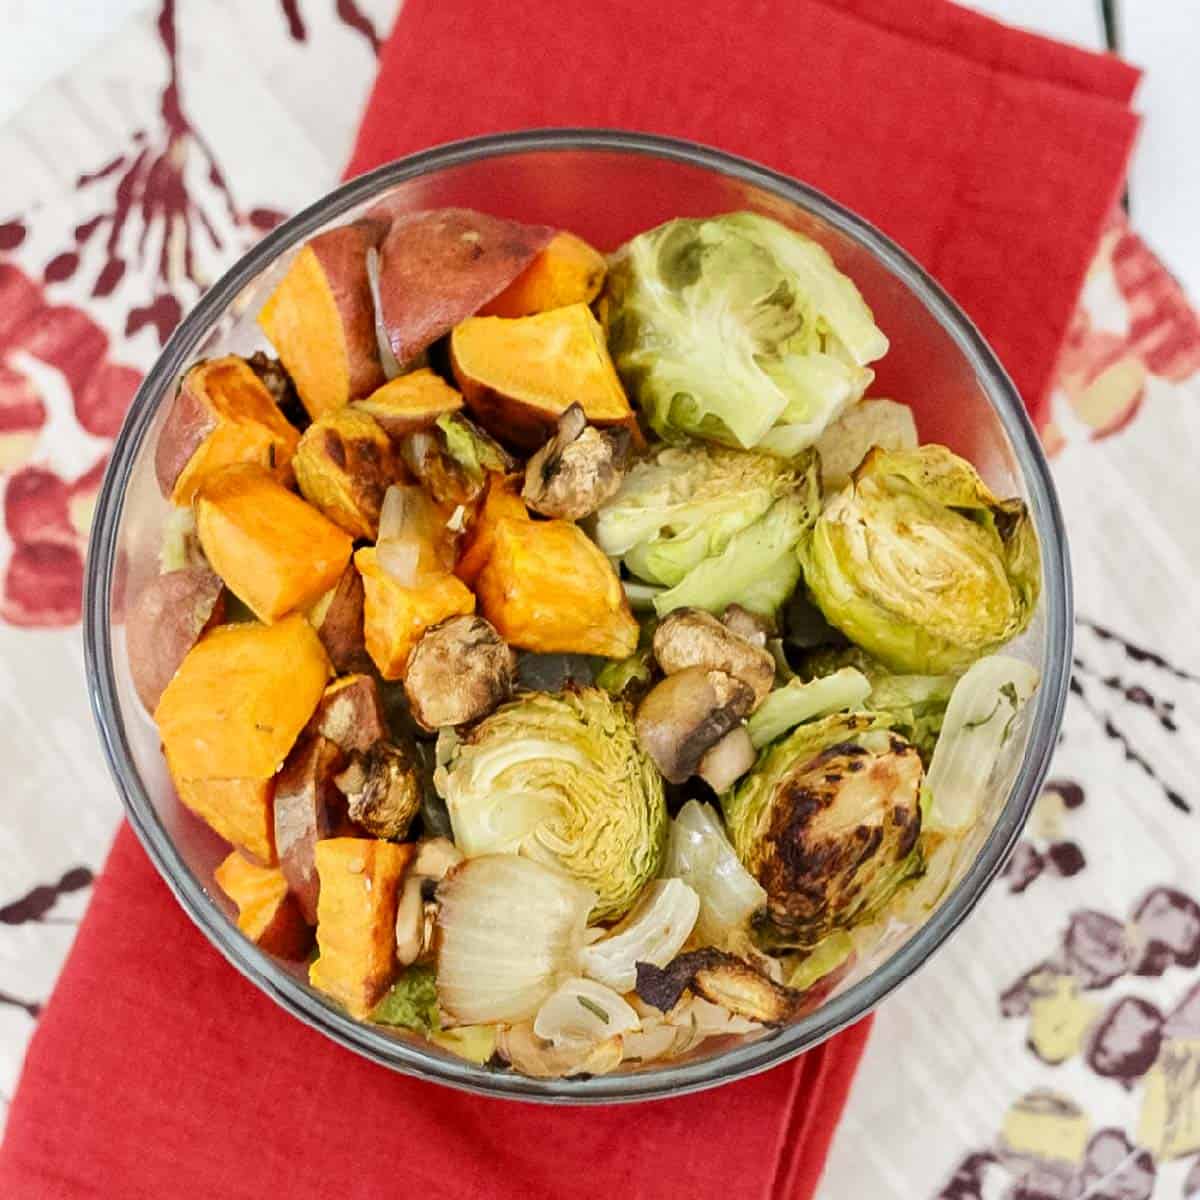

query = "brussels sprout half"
[801, 445, 1040, 674]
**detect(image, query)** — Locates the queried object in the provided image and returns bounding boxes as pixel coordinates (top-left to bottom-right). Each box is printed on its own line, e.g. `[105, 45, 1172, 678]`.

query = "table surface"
[0, 3, 1198, 1198]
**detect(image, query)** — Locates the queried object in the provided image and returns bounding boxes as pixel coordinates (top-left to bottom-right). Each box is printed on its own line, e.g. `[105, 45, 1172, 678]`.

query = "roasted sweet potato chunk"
[173, 774, 278, 865]
[451, 303, 637, 449]
[309, 838, 415, 1017]
[454, 473, 528, 586]
[155, 614, 331, 781]
[480, 231, 607, 318]
[155, 356, 300, 505]
[257, 221, 386, 419]
[214, 850, 312, 960]
[355, 548, 475, 679]
[376, 208, 554, 364]
[476, 517, 637, 658]
[307, 565, 371, 674]
[293, 408, 396, 539]
[195, 464, 353, 623]
[274, 734, 346, 924]
[352, 369, 463, 437]
[126, 567, 226, 711]
[305, 674, 388, 753]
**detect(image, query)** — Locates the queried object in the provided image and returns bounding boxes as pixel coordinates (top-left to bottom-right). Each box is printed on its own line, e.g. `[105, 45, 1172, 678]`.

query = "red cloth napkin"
[1, 3, 1138, 1197]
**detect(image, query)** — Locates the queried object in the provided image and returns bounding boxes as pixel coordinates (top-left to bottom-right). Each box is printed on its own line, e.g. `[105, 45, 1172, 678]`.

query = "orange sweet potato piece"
[174, 774, 278, 865]
[155, 614, 331, 782]
[274, 734, 346, 924]
[376, 208, 554, 364]
[292, 408, 397, 539]
[351, 369, 463, 437]
[307, 564, 371, 674]
[257, 220, 386, 419]
[305, 674, 388, 753]
[354, 548, 475, 680]
[477, 517, 638, 658]
[215, 850, 313, 959]
[155, 356, 300, 505]
[309, 838, 415, 1017]
[454, 473, 528, 586]
[450, 303, 637, 449]
[195, 464, 353, 623]
[480, 231, 607, 318]
[126, 566, 226, 711]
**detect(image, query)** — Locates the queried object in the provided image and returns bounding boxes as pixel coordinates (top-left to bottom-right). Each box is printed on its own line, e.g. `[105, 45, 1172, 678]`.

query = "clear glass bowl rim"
[82, 127, 1073, 1105]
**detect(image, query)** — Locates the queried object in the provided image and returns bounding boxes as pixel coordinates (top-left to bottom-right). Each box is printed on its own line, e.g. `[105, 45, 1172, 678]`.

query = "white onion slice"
[376, 483, 452, 587]
[436, 856, 595, 1025]
[497, 1025, 624, 1079]
[926, 654, 1040, 833]
[533, 978, 640, 1047]
[664, 800, 766, 943]
[579, 879, 700, 994]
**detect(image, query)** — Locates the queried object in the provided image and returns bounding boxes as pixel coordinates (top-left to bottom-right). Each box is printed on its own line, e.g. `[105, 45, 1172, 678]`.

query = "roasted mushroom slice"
[653, 607, 775, 708]
[721, 603, 772, 647]
[635, 949, 804, 1025]
[337, 741, 422, 840]
[305, 674, 388, 754]
[522, 403, 630, 520]
[696, 725, 757, 793]
[403, 614, 517, 730]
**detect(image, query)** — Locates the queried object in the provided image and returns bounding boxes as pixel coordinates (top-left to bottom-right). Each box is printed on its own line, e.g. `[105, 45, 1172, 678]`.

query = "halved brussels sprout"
[723, 712, 925, 949]
[800, 445, 1040, 674]
[434, 688, 666, 922]
[594, 442, 819, 618]
[603, 212, 887, 453]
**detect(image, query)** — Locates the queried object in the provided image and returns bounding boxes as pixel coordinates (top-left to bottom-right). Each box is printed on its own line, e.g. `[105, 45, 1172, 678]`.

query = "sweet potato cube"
[155, 355, 300, 506]
[477, 517, 638, 658]
[450, 303, 636, 449]
[352, 369, 463, 437]
[355, 548, 475, 680]
[155, 614, 331, 781]
[305, 674, 388, 753]
[307, 565, 371, 674]
[214, 851, 312, 960]
[173, 774, 277, 865]
[480, 232, 607, 318]
[293, 408, 396, 539]
[454, 473, 528, 586]
[257, 221, 386, 420]
[274, 735, 346, 924]
[196, 464, 353, 623]
[309, 838, 415, 1018]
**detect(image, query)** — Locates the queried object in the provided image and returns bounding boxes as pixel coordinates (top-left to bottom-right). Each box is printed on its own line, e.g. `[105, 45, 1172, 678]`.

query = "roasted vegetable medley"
[133, 207, 1041, 1078]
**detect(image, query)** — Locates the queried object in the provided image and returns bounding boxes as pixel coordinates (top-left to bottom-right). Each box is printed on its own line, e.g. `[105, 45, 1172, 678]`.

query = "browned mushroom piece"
[304, 673, 388, 753]
[521, 402, 631, 520]
[696, 725, 757, 793]
[634, 667, 754, 784]
[336, 741, 422, 840]
[403, 614, 517, 731]
[652, 608, 775, 708]
[635, 949, 803, 1025]
[721, 603, 773, 647]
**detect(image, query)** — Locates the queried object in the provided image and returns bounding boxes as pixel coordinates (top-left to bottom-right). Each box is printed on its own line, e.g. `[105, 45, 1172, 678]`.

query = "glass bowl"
[82, 129, 1072, 1104]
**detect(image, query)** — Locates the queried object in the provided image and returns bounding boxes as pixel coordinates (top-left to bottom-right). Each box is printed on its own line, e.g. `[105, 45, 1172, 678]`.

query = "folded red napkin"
[2, 3, 1138, 1197]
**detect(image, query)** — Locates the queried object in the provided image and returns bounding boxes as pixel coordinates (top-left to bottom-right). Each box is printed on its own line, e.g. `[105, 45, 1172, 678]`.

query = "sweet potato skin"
[453, 474, 528, 586]
[480, 231, 607, 318]
[476, 517, 638, 658]
[274, 734, 346, 924]
[257, 221, 387, 419]
[355, 548, 475, 680]
[309, 838, 415, 1017]
[195, 463, 353, 623]
[305, 674, 388, 753]
[377, 208, 554, 364]
[127, 567, 225, 711]
[214, 851, 313, 960]
[450, 304, 637, 449]
[155, 614, 331, 782]
[155, 356, 300, 504]
[293, 408, 396, 539]
[352, 369, 463, 437]
[307, 565, 372, 674]
[174, 774, 278, 865]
